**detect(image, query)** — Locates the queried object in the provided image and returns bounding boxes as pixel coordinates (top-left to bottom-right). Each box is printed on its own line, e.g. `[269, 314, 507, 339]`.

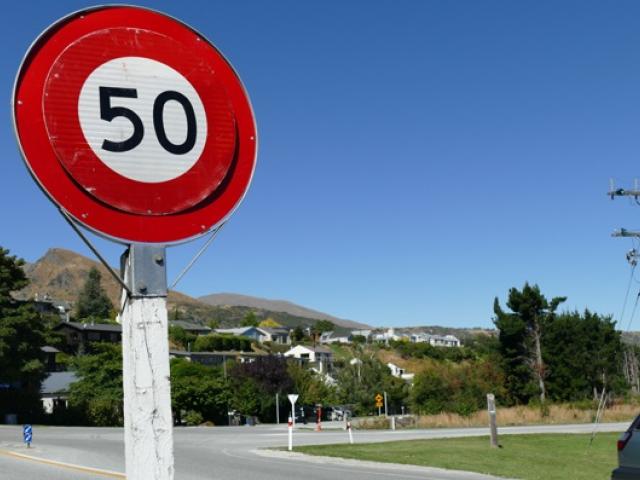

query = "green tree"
[0, 248, 47, 422]
[68, 343, 123, 426]
[314, 320, 335, 333]
[170, 358, 229, 425]
[241, 311, 259, 327]
[230, 356, 294, 422]
[288, 362, 337, 406]
[544, 310, 624, 401]
[493, 283, 565, 404]
[168, 325, 196, 351]
[76, 267, 114, 322]
[410, 359, 505, 416]
[291, 326, 305, 342]
[335, 357, 407, 415]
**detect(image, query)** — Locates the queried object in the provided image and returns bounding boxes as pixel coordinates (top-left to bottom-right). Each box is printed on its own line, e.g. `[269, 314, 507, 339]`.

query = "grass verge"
[294, 433, 619, 480]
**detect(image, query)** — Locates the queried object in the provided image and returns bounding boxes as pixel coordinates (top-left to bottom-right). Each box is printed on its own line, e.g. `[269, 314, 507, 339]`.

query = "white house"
[386, 362, 415, 382]
[41, 371, 77, 414]
[411, 333, 461, 347]
[284, 345, 333, 372]
[319, 331, 352, 344]
[260, 327, 291, 345]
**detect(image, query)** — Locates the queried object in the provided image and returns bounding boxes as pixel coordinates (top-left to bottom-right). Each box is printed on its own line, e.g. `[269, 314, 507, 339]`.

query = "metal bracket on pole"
[127, 245, 168, 298]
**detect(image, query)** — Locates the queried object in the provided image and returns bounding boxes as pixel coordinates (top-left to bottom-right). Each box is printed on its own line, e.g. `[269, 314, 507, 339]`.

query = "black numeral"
[99, 87, 197, 155]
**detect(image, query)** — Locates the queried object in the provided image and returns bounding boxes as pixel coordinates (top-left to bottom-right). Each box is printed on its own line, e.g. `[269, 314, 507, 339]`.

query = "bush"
[183, 410, 204, 426]
[410, 360, 505, 416]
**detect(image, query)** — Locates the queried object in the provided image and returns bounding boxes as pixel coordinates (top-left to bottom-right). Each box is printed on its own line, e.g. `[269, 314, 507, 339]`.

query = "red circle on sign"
[13, 6, 256, 243]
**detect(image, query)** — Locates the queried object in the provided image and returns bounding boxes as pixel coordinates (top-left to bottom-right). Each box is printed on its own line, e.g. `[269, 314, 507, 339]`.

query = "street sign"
[13, 6, 256, 244]
[23, 424, 32, 447]
[288, 394, 299, 427]
[375, 393, 383, 408]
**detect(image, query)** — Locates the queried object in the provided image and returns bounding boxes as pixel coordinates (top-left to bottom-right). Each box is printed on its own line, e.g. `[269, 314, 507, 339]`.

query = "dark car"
[612, 414, 640, 479]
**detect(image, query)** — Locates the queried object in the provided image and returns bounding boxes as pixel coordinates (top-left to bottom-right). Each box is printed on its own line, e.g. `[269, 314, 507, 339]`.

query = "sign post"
[22, 425, 32, 448]
[375, 393, 384, 416]
[288, 394, 299, 427]
[287, 416, 293, 451]
[13, 6, 257, 480]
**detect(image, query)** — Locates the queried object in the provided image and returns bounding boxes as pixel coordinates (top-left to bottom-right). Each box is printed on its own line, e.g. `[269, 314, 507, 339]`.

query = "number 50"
[99, 86, 197, 155]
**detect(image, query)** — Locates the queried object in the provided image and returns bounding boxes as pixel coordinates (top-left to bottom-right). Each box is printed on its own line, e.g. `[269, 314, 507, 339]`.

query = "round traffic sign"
[13, 6, 256, 244]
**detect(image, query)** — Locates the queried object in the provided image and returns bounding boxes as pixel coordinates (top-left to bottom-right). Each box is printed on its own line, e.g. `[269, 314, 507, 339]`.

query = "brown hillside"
[18, 248, 201, 312]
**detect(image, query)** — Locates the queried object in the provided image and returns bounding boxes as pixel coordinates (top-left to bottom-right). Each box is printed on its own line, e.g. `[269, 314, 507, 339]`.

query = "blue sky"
[2, 0, 640, 328]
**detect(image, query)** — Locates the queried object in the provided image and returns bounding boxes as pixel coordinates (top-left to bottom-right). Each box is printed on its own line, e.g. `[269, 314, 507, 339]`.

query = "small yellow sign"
[375, 393, 383, 407]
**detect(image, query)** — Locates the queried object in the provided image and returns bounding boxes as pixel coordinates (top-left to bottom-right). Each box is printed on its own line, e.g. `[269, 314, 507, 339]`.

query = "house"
[387, 362, 415, 382]
[351, 329, 372, 341]
[410, 332, 461, 347]
[41, 346, 64, 372]
[372, 328, 403, 343]
[41, 371, 77, 414]
[259, 327, 291, 345]
[215, 326, 266, 342]
[284, 345, 333, 372]
[169, 320, 212, 336]
[169, 350, 262, 366]
[54, 321, 122, 353]
[319, 331, 352, 344]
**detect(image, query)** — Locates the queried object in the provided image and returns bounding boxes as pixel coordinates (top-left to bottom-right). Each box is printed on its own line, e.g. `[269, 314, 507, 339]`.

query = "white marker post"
[288, 416, 293, 451]
[347, 420, 354, 444]
[288, 394, 299, 428]
[121, 246, 174, 480]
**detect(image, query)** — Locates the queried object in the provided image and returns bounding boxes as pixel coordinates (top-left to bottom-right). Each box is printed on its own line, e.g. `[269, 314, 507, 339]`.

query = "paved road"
[0, 422, 627, 479]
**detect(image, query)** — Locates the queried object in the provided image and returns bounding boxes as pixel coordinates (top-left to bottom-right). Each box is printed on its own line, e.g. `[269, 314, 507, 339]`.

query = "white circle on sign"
[78, 56, 207, 183]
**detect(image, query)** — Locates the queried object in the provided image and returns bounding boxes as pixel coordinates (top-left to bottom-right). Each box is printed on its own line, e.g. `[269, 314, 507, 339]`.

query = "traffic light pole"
[120, 245, 174, 480]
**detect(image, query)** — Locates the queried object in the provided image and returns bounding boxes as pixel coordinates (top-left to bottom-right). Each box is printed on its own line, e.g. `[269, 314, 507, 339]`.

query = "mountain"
[198, 293, 371, 330]
[16, 248, 370, 330]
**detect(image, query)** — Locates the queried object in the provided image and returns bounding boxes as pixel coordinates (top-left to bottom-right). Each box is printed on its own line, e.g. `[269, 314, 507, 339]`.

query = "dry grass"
[354, 402, 638, 430]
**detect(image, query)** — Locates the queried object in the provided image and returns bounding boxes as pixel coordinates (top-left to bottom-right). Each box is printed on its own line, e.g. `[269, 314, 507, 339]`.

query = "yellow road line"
[0, 449, 125, 478]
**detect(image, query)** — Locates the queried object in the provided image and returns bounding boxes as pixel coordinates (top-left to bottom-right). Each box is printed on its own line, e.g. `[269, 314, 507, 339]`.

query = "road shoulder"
[253, 448, 514, 480]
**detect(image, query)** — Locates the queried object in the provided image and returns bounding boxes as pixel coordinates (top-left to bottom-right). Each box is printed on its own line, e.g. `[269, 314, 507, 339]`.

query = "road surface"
[0, 422, 627, 479]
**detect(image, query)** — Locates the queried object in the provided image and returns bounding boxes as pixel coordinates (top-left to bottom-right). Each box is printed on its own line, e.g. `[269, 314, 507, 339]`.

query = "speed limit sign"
[13, 6, 256, 244]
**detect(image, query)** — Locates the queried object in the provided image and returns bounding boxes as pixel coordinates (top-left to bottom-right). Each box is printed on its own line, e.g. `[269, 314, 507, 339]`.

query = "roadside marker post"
[315, 404, 322, 432]
[23, 424, 32, 448]
[13, 6, 256, 479]
[288, 417, 293, 451]
[347, 421, 354, 444]
[487, 393, 499, 448]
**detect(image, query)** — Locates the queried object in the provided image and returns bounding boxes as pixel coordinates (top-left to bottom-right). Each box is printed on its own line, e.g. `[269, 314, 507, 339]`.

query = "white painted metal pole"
[384, 391, 388, 417]
[121, 246, 174, 480]
[288, 416, 293, 451]
[347, 421, 354, 444]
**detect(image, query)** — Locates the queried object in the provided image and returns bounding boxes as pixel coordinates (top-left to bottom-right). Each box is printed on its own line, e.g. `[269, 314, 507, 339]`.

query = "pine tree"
[0, 247, 47, 421]
[76, 267, 113, 322]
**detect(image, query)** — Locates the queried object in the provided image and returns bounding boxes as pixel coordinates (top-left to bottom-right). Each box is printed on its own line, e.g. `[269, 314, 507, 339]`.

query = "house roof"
[169, 320, 211, 332]
[41, 371, 78, 395]
[55, 321, 121, 333]
[285, 345, 333, 355]
[215, 327, 255, 335]
[41, 346, 61, 353]
[260, 327, 290, 335]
